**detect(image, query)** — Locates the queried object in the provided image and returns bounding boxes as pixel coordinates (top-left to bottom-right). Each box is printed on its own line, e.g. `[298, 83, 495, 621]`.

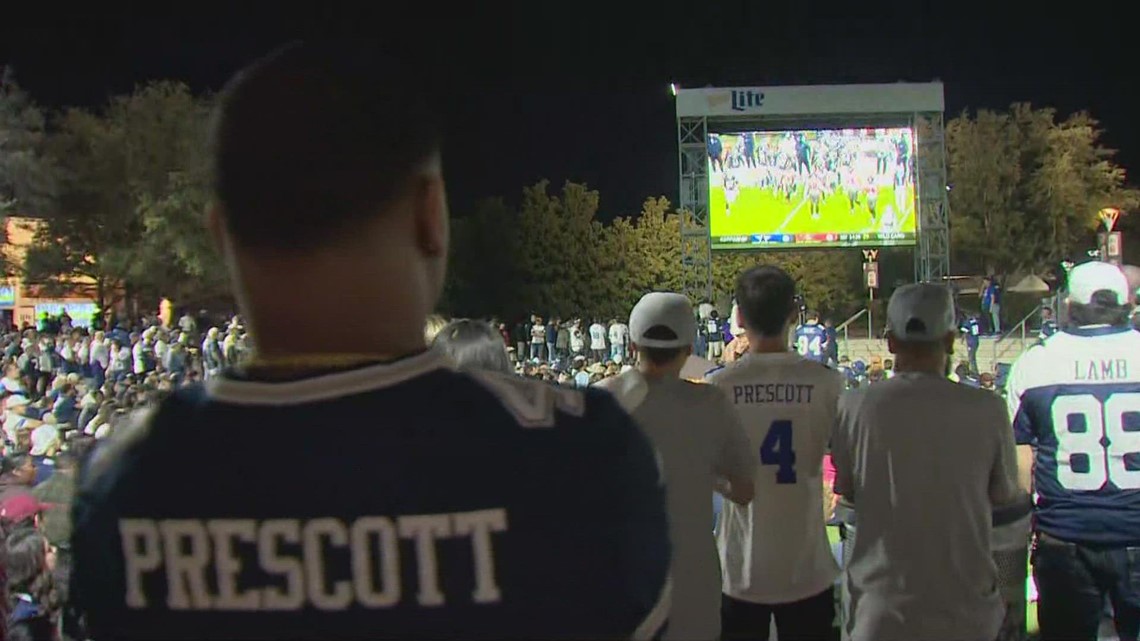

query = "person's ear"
[885, 332, 898, 355]
[413, 174, 449, 258]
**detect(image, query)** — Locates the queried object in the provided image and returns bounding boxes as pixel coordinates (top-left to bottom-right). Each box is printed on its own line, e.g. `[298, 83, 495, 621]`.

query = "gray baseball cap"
[887, 283, 956, 342]
[629, 292, 697, 348]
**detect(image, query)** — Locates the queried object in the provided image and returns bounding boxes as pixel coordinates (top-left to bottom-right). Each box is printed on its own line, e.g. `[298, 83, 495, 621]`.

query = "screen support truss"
[678, 116, 713, 303]
[676, 112, 951, 305]
[913, 112, 950, 284]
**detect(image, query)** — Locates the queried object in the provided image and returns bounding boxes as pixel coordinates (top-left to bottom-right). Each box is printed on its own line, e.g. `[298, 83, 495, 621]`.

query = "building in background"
[2, 216, 99, 330]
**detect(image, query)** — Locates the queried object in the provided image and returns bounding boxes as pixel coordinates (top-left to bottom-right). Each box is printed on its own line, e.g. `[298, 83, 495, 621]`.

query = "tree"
[24, 106, 133, 309]
[948, 104, 1133, 278]
[442, 197, 522, 318]
[601, 197, 684, 317]
[24, 82, 225, 313]
[511, 180, 611, 319]
[0, 69, 55, 275]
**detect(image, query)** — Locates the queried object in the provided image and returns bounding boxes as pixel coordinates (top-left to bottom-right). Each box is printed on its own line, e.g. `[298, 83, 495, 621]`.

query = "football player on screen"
[724, 173, 740, 217]
[795, 133, 813, 176]
[865, 175, 880, 225]
[844, 169, 861, 215]
[879, 203, 897, 232]
[708, 134, 725, 173]
[808, 170, 824, 220]
[742, 132, 757, 169]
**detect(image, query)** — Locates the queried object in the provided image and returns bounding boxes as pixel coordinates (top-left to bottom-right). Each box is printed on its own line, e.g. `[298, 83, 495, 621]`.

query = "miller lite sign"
[730, 89, 766, 111]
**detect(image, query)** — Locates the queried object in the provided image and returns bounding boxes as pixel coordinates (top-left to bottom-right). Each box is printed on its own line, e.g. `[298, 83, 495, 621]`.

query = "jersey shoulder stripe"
[467, 369, 586, 428]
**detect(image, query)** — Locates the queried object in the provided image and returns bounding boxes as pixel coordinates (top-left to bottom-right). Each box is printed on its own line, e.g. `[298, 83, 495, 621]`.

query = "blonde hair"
[424, 314, 449, 345]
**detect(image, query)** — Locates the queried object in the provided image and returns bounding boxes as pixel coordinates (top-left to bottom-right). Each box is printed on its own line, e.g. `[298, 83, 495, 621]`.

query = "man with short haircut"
[599, 292, 755, 641]
[70, 43, 670, 640]
[1007, 261, 1140, 641]
[832, 283, 1023, 641]
[708, 265, 844, 641]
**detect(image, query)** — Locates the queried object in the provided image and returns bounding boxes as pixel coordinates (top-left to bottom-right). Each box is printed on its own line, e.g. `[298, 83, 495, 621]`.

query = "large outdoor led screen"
[707, 128, 917, 249]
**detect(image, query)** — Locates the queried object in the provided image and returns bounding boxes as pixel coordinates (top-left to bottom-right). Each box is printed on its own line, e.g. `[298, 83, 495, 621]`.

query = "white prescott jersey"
[706, 352, 844, 603]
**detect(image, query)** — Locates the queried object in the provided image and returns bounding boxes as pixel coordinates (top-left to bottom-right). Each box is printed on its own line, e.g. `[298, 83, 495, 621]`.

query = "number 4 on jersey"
[760, 420, 797, 484]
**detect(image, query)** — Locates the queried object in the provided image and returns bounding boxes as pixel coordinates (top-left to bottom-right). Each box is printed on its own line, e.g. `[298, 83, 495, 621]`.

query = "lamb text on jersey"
[1074, 359, 1129, 382]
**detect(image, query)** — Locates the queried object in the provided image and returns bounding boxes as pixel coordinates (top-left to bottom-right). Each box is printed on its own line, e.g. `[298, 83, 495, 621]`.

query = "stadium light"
[669, 83, 678, 97]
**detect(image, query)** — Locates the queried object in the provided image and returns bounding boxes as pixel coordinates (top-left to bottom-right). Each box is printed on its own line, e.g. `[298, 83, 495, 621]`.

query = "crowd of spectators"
[0, 309, 248, 639]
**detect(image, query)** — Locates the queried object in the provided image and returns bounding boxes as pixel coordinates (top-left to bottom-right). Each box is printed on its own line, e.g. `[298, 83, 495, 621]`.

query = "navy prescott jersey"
[793, 323, 829, 364]
[1006, 326, 1140, 546]
[71, 351, 671, 640]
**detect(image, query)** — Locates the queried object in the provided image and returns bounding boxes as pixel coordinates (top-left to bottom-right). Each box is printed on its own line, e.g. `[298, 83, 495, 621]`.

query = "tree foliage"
[443, 182, 865, 322]
[0, 70, 55, 275]
[947, 104, 1136, 277]
[22, 82, 227, 311]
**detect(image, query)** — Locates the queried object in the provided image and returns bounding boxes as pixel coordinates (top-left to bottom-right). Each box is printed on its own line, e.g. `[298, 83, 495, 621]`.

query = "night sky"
[3, 4, 1132, 219]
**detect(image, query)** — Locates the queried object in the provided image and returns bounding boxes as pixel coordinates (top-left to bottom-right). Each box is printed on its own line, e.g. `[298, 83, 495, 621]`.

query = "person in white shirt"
[707, 265, 844, 641]
[608, 318, 630, 363]
[89, 331, 110, 387]
[599, 292, 755, 641]
[133, 330, 156, 375]
[108, 340, 132, 382]
[831, 283, 1024, 641]
[569, 321, 585, 357]
[529, 316, 546, 361]
[589, 319, 607, 362]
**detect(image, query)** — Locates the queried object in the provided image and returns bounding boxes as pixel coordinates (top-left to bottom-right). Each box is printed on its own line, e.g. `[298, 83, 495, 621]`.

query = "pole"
[868, 288, 874, 340]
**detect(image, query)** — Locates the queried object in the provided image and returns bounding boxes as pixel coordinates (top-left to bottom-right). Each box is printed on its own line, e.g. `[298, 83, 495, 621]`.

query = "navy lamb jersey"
[1006, 326, 1140, 546]
[71, 350, 671, 640]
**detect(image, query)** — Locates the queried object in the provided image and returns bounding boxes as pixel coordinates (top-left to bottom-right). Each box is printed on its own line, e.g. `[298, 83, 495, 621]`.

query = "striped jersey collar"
[206, 349, 450, 405]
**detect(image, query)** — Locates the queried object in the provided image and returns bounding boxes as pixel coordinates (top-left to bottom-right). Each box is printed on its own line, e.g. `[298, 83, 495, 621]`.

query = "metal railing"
[990, 304, 1043, 367]
[836, 308, 868, 358]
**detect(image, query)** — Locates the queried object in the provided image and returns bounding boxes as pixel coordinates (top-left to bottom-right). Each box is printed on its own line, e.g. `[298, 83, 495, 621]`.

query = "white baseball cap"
[1067, 261, 1131, 305]
[886, 283, 956, 342]
[629, 292, 697, 349]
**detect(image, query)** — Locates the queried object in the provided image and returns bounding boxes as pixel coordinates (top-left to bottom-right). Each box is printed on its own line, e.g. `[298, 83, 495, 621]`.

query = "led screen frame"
[707, 127, 917, 250]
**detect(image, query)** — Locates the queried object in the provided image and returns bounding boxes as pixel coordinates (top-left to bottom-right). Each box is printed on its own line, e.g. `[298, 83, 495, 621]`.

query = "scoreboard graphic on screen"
[707, 128, 917, 250]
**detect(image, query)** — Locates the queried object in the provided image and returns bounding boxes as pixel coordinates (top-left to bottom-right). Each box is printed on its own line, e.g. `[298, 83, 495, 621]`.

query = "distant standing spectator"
[546, 319, 559, 363]
[824, 318, 839, 367]
[530, 316, 546, 361]
[608, 318, 629, 363]
[705, 311, 724, 361]
[1038, 307, 1058, 340]
[982, 276, 1002, 334]
[589, 319, 607, 362]
[960, 314, 981, 375]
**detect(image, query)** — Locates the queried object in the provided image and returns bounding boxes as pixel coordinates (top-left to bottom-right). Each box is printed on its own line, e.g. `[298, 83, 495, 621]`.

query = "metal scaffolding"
[913, 112, 951, 283]
[677, 116, 712, 303]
